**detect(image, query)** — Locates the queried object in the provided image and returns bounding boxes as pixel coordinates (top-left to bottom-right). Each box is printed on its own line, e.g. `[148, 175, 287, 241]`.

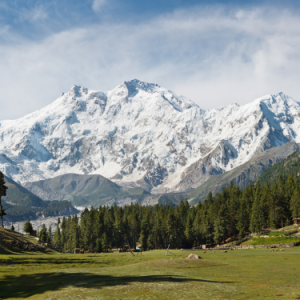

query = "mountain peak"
[69, 85, 88, 98]
[123, 79, 160, 96]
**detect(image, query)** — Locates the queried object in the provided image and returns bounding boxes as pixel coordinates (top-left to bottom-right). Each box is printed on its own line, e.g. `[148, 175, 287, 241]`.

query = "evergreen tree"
[129, 212, 140, 250]
[290, 188, 300, 219]
[0, 171, 8, 228]
[213, 216, 225, 245]
[23, 221, 33, 234]
[52, 222, 61, 248]
[48, 226, 52, 243]
[236, 195, 248, 240]
[101, 232, 109, 252]
[184, 215, 194, 248]
[213, 203, 226, 244]
[96, 238, 102, 253]
[140, 215, 150, 250]
[250, 183, 264, 233]
[39, 224, 48, 242]
[60, 217, 67, 250]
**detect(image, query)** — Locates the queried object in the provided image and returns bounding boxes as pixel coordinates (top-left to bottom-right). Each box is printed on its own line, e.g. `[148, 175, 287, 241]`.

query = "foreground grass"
[0, 248, 300, 299]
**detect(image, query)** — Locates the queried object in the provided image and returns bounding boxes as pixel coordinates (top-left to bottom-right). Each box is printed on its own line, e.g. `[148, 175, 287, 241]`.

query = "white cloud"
[1, 6, 300, 120]
[19, 5, 48, 22]
[92, 0, 107, 13]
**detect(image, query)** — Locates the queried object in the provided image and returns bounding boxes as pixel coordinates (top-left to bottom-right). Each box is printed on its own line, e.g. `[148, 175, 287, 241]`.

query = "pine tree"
[113, 209, 124, 249]
[290, 188, 300, 219]
[60, 217, 67, 250]
[250, 183, 264, 233]
[0, 171, 8, 228]
[96, 238, 102, 253]
[39, 224, 48, 242]
[140, 215, 150, 250]
[101, 232, 109, 252]
[23, 221, 33, 234]
[213, 216, 225, 245]
[71, 215, 80, 251]
[52, 222, 61, 248]
[48, 226, 52, 243]
[184, 215, 194, 248]
[129, 212, 140, 250]
[236, 195, 248, 240]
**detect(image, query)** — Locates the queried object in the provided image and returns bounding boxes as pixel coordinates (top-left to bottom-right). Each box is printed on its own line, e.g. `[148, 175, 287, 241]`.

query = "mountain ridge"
[0, 79, 300, 193]
[24, 173, 149, 206]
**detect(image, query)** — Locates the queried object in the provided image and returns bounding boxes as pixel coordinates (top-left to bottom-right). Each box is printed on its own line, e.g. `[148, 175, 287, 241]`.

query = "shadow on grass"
[0, 272, 230, 299]
[0, 257, 110, 266]
[0, 245, 13, 255]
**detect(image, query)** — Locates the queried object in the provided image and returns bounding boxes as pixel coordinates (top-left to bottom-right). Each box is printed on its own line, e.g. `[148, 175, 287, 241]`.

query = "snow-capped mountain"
[0, 79, 300, 193]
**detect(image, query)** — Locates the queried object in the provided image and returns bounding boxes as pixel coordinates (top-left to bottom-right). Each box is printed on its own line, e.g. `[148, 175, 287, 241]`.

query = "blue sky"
[1, 0, 300, 120]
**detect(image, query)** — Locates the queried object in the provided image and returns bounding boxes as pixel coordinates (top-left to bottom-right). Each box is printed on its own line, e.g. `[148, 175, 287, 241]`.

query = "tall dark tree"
[290, 188, 300, 219]
[52, 222, 61, 248]
[23, 221, 33, 234]
[250, 183, 264, 233]
[0, 171, 8, 227]
[39, 224, 48, 242]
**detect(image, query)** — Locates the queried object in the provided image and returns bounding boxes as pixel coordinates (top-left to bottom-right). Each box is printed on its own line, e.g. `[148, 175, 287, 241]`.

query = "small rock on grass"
[188, 253, 200, 259]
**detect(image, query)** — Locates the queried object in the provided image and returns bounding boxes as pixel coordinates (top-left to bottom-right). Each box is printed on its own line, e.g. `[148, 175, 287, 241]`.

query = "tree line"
[51, 174, 300, 252]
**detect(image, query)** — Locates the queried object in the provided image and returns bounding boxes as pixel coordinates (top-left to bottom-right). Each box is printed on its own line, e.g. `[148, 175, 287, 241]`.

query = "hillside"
[25, 173, 149, 206]
[258, 147, 300, 186]
[3, 199, 79, 222]
[0, 227, 53, 254]
[3, 174, 46, 207]
[2, 175, 79, 222]
[188, 142, 300, 204]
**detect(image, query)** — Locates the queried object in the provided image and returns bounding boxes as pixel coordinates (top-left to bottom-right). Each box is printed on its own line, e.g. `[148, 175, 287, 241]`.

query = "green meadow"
[1, 248, 300, 300]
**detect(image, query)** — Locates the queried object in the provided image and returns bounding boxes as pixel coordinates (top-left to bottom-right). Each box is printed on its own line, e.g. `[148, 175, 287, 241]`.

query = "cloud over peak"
[0, 5, 300, 120]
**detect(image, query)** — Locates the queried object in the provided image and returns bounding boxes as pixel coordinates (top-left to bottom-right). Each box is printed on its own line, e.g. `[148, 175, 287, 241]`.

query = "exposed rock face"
[176, 140, 235, 191]
[0, 79, 300, 193]
[188, 142, 300, 204]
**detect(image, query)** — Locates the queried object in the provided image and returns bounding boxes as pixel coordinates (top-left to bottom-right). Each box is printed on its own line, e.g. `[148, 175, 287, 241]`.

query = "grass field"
[1, 248, 300, 300]
[242, 236, 300, 245]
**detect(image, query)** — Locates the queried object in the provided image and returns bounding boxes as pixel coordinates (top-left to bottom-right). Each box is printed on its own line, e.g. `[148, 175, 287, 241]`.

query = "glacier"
[0, 79, 300, 192]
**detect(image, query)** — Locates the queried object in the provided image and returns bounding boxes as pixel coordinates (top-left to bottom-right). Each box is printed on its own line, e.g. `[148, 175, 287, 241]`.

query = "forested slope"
[188, 142, 300, 205]
[258, 149, 300, 186]
[3, 175, 46, 207]
[1, 174, 79, 222]
[53, 173, 300, 252]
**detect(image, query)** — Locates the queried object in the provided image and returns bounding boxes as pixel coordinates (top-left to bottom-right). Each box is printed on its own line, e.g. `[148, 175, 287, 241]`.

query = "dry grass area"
[1, 247, 300, 299]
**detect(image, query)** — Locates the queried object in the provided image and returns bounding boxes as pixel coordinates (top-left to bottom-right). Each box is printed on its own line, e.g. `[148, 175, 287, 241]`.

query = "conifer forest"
[51, 174, 300, 252]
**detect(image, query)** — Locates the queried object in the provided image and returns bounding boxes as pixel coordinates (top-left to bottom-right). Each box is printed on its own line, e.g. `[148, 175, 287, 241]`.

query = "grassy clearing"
[243, 237, 300, 245]
[269, 230, 299, 237]
[1, 248, 300, 299]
